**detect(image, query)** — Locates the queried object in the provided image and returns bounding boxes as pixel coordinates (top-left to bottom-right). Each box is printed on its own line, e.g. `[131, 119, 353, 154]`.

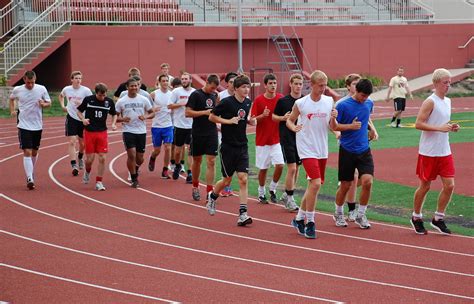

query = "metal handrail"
[0, 0, 25, 39]
[2, 0, 69, 78]
[458, 36, 474, 49]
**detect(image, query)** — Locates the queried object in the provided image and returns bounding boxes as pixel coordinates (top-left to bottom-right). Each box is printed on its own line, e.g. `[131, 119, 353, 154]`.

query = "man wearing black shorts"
[115, 78, 154, 188]
[207, 75, 257, 226]
[385, 67, 413, 128]
[77, 83, 117, 191]
[272, 73, 304, 212]
[9, 70, 51, 190]
[185, 74, 219, 201]
[331, 79, 377, 229]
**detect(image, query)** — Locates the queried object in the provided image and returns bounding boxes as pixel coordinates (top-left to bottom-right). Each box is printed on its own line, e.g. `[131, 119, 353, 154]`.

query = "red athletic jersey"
[251, 93, 283, 146]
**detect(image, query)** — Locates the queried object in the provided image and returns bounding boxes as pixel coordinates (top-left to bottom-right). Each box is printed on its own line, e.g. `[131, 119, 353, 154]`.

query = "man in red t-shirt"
[250, 73, 284, 203]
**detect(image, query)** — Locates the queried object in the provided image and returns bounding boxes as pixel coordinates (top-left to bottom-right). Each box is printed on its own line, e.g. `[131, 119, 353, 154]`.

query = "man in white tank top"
[286, 70, 336, 239]
[410, 68, 459, 235]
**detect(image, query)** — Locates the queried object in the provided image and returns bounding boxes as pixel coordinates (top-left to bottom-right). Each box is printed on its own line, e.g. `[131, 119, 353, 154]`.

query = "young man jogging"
[272, 73, 304, 212]
[59, 71, 93, 176]
[9, 70, 51, 190]
[115, 78, 155, 188]
[287, 70, 336, 239]
[207, 75, 257, 226]
[77, 83, 117, 191]
[250, 73, 284, 204]
[386, 67, 413, 128]
[331, 79, 377, 229]
[411, 68, 459, 235]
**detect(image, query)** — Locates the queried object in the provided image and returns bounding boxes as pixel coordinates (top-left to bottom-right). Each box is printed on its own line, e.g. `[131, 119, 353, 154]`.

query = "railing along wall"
[2, 0, 69, 78]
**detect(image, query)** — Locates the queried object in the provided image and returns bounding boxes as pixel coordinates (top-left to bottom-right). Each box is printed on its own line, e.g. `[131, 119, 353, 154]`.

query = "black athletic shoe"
[269, 190, 277, 203]
[410, 217, 428, 235]
[258, 195, 268, 204]
[172, 164, 181, 180]
[431, 218, 451, 235]
[304, 221, 316, 239]
[72, 165, 79, 176]
[26, 177, 35, 190]
[131, 180, 139, 188]
[186, 173, 193, 184]
[291, 218, 305, 236]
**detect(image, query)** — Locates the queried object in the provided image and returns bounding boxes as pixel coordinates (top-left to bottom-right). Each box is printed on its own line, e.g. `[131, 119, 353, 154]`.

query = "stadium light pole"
[237, 0, 243, 73]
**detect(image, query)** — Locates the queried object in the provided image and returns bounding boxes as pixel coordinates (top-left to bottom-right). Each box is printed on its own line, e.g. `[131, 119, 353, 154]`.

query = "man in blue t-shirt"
[330, 79, 377, 230]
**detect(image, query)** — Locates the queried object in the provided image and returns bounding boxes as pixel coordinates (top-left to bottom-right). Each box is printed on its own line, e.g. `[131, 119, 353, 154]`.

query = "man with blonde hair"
[287, 70, 336, 239]
[114, 67, 147, 101]
[410, 68, 459, 235]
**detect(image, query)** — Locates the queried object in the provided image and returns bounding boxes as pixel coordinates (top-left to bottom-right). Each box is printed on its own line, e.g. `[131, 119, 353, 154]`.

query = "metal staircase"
[270, 29, 312, 95]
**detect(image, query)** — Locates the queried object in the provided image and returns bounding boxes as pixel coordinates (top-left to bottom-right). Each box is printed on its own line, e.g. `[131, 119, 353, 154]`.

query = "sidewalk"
[370, 68, 474, 101]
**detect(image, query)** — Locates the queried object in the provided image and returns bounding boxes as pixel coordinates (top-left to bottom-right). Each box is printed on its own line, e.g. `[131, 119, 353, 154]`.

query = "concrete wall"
[42, 23, 474, 91]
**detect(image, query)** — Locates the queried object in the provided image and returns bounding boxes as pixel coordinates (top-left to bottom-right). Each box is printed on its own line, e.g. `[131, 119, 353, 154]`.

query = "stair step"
[465, 63, 474, 68]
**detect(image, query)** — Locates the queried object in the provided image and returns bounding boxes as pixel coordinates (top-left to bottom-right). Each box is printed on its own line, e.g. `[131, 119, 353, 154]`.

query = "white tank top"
[419, 93, 451, 157]
[295, 94, 334, 159]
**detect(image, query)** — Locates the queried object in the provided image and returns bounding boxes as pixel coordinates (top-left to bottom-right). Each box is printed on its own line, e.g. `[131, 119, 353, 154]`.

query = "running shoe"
[148, 156, 156, 172]
[304, 221, 316, 239]
[72, 165, 79, 176]
[258, 195, 268, 204]
[172, 164, 181, 180]
[237, 212, 253, 226]
[291, 218, 305, 236]
[333, 213, 348, 227]
[95, 182, 106, 191]
[185, 172, 193, 184]
[347, 204, 359, 222]
[430, 218, 451, 235]
[78, 158, 84, 170]
[410, 217, 428, 235]
[206, 192, 216, 215]
[269, 190, 277, 203]
[82, 171, 90, 184]
[26, 177, 35, 190]
[285, 196, 299, 212]
[355, 214, 371, 229]
[192, 187, 201, 201]
[280, 192, 288, 205]
[161, 169, 171, 179]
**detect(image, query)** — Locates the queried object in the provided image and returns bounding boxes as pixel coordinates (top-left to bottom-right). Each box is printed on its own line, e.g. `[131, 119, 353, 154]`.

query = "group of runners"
[8, 66, 459, 238]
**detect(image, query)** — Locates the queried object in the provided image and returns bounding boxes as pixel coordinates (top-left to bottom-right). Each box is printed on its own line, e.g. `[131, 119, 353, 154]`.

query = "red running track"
[0, 116, 473, 303]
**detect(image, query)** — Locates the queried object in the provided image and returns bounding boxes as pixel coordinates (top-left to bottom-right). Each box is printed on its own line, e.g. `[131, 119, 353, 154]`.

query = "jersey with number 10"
[77, 95, 116, 132]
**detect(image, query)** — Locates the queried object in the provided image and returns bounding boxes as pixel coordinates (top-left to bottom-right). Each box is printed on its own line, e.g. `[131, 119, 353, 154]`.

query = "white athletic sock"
[412, 212, 422, 219]
[434, 212, 445, 221]
[23, 157, 34, 179]
[358, 205, 368, 215]
[296, 208, 305, 221]
[258, 185, 266, 197]
[335, 204, 344, 215]
[269, 180, 278, 192]
[306, 211, 315, 223]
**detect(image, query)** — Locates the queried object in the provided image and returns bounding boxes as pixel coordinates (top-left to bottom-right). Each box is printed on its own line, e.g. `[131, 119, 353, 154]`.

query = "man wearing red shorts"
[411, 69, 459, 235]
[77, 83, 117, 191]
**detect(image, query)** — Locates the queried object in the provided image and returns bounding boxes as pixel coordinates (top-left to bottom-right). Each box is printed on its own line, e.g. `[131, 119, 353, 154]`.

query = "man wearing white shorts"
[9, 70, 51, 190]
[250, 73, 284, 203]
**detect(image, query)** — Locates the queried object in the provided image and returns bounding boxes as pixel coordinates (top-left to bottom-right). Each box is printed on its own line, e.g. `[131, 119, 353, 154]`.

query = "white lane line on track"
[0, 263, 177, 303]
[0, 230, 342, 303]
[1, 202, 472, 301]
[46, 156, 474, 277]
[0, 134, 122, 163]
[109, 151, 474, 255]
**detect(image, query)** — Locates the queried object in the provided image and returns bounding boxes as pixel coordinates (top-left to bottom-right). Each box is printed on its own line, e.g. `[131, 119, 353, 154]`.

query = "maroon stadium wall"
[39, 23, 473, 90]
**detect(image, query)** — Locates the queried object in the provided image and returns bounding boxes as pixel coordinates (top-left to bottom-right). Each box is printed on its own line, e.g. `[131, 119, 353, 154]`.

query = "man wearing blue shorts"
[148, 74, 174, 179]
